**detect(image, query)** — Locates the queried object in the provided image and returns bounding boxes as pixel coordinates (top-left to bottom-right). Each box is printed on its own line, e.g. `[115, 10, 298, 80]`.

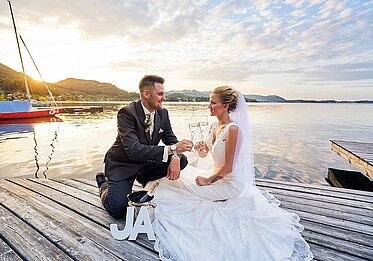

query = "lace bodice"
[205, 121, 238, 170]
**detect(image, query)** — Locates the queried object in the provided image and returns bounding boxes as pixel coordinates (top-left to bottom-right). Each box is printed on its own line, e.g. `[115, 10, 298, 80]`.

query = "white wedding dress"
[152, 97, 313, 260]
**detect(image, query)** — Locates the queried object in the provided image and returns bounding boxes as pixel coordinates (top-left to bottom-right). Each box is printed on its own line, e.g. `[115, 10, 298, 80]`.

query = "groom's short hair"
[139, 75, 165, 92]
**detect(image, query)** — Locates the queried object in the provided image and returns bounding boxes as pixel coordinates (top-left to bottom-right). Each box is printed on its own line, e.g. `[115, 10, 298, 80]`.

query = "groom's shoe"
[95, 172, 107, 193]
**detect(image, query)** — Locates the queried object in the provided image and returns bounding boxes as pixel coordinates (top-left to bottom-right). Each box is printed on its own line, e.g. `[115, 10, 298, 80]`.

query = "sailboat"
[0, 0, 59, 120]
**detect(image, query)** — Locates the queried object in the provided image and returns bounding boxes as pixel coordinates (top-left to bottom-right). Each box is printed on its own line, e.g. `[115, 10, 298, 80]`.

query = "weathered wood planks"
[0, 237, 22, 261]
[0, 179, 158, 260]
[331, 140, 373, 178]
[1, 178, 372, 260]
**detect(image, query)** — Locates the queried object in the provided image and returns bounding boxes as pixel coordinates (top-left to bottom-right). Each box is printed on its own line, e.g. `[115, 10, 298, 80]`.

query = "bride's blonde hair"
[212, 86, 238, 112]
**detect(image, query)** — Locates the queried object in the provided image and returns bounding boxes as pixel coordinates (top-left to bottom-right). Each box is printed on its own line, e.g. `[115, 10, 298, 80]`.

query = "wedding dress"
[152, 94, 313, 261]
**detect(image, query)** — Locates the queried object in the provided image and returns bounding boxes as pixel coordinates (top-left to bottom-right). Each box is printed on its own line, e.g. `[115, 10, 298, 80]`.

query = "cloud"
[1, 0, 204, 44]
[302, 62, 373, 82]
[1, 0, 372, 99]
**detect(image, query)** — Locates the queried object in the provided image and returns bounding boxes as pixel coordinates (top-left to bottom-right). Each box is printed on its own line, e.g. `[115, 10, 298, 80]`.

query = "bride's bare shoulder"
[226, 124, 239, 137]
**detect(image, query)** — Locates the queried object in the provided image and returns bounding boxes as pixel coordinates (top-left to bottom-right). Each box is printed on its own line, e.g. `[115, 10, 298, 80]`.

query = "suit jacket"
[105, 100, 178, 181]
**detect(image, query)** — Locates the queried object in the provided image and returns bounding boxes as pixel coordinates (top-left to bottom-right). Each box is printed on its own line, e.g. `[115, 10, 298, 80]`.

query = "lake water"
[0, 102, 372, 186]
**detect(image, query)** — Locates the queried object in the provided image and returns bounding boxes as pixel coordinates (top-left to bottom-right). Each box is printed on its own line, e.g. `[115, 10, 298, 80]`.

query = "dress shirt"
[141, 102, 168, 163]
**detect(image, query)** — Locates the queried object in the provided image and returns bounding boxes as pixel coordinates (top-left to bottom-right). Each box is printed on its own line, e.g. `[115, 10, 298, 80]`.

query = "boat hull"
[0, 108, 59, 120]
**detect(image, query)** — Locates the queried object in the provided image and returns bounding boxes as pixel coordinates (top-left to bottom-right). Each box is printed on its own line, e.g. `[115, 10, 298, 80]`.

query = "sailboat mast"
[20, 35, 58, 107]
[7, 0, 31, 100]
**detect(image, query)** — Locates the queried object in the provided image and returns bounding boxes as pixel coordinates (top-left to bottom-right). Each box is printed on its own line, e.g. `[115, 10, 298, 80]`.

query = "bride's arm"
[196, 125, 239, 186]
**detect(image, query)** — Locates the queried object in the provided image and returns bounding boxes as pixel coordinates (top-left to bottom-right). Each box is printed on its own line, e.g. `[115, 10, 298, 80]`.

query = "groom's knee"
[104, 197, 129, 219]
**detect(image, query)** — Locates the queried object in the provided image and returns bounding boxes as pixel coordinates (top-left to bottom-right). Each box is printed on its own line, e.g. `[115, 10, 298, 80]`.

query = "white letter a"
[129, 206, 155, 240]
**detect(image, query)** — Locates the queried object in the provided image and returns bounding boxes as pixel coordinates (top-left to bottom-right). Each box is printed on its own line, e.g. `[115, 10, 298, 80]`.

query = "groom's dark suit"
[101, 100, 188, 218]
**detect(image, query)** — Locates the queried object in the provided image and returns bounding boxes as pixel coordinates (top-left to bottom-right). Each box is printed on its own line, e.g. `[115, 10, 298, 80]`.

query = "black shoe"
[95, 172, 107, 188]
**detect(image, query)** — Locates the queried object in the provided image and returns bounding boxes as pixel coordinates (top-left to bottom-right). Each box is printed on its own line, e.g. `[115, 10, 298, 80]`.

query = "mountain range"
[1, 63, 371, 103]
[166, 90, 285, 102]
[0, 63, 137, 101]
[0, 63, 285, 102]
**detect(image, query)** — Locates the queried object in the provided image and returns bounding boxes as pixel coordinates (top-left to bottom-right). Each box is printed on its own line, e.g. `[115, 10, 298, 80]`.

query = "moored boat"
[0, 0, 59, 120]
[0, 101, 59, 120]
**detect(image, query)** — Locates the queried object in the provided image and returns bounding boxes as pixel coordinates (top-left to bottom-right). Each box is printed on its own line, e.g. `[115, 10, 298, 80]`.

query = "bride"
[152, 86, 313, 260]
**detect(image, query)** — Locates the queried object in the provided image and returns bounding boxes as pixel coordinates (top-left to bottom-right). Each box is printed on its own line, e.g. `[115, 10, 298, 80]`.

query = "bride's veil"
[230, 92, 255, 191]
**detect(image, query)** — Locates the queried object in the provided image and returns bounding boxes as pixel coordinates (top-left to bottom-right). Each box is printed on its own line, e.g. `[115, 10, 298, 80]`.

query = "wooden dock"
[56, 106, 104, 114]
[1, 178, 373, 260]
[331, 140, 373, 179]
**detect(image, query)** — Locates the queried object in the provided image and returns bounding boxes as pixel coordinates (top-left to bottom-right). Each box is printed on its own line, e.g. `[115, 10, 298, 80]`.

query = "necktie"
[145, 113, 154, 137]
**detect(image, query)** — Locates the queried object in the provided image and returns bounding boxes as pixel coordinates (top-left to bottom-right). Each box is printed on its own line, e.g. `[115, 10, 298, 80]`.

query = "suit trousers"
[100, 154, 188, 218]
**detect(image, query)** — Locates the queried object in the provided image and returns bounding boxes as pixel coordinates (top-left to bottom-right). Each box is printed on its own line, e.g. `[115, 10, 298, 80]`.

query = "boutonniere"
[144, 114, 151, 132]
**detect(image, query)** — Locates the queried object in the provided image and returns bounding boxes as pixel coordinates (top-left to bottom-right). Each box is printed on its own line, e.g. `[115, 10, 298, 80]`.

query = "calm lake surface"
[0, 102, 372, 186]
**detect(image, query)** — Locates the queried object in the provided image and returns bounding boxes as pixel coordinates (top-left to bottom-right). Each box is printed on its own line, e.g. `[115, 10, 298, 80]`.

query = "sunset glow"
[0, 0, 372, 100]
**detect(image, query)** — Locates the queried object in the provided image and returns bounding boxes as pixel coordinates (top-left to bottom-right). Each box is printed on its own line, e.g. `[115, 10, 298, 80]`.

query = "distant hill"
[244, 94, 285, 102]
[167, 90, 211, 97]
[3, 62, 369, 103]
[0, 63, 137, 101]
[0, 63, 49, 95]
[166, 90, 285, 102]
[54, 78, 138, 100]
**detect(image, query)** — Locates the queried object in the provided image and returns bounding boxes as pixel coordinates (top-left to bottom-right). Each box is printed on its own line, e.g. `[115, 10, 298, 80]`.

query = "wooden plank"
[72, 178, 98, 187]
[0, 238, 22, 261]
[256, 180, 373, 203]
[27, 178, 102, 207]
[13, 178, 156, 251]
[0, 180, 158, 260]
[280, 207, 373, 236]
[309, 243, 366, 261]
[62, 179, 373, 236]
[280, 200, 373, 227]
[259, 186, 373, 213]
[54, 178, 142, 195]
[12, 179, 113, 225]
[303, 230, 373, 260]
[53, 180, 369, 251]
[80, 176, 373, 197]
[258, 185, 373, 211]
[72, 178, 143, 190]
[5, 177, 373, 259]
[256, 178, 373, 198]
[51, 178, 99, 195]
[301, 220, 373, 248]
[44, 179, 373, 252]
[0, 205, 71, 261]
[331, 140, 373, 178]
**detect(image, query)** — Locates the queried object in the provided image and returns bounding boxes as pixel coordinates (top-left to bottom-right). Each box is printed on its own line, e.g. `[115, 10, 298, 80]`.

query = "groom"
[96, 75, 193, 218]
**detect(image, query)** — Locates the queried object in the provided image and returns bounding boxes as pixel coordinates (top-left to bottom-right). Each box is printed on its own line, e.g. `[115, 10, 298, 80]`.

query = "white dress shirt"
[141, 102, 169, 163]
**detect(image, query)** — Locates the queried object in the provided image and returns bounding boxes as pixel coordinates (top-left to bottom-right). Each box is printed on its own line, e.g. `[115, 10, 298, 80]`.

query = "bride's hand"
[194, 141, 208, 158]
[195, 176, 209, 186]
[194, 141, 207, 152]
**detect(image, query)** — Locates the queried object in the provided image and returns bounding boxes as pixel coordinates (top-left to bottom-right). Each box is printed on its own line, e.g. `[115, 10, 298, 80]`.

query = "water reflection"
[0, 117, 62, 178]
[42, 124, 60, 178]
[32, 127, 40, 177]
[1, 103, 372, 185]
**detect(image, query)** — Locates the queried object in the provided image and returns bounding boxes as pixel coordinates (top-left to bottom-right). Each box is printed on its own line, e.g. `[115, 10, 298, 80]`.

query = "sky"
[0, 0, 372, 100]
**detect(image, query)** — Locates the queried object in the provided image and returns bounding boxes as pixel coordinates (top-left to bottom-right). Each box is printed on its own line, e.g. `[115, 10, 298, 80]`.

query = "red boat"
[0, 100, 60, 120]
[1, 1, 60, 121]
[0, 115, 63, 125]
[0, 107, 60, 120]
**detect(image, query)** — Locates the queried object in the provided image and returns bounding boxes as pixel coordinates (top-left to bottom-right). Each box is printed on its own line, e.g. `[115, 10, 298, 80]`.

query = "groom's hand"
[167, 156, 181, 180]
[176, 139, 194, 153]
